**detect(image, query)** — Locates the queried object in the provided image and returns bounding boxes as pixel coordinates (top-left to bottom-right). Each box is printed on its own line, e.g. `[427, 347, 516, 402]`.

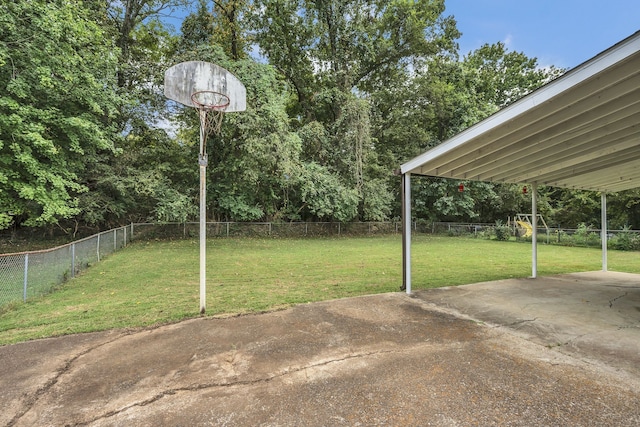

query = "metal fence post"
[97, 232, 101, 262]
[23, 253, 29, 302]
[71, 243, 75, 278]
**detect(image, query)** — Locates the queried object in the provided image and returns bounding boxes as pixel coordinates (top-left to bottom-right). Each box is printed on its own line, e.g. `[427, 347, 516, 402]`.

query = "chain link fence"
[1, 222, 402, 308]
[0, 225, 131, 307]
[130, 221, 404, 239]
[4, 220, 638, 308]
[431, 221, 640, 248]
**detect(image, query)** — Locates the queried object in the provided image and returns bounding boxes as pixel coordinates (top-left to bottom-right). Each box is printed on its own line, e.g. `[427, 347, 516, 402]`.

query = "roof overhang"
[400, 31, 640, 193]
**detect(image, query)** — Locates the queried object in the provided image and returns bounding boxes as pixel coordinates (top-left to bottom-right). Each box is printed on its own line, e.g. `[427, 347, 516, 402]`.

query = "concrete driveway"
[1, 271, 639, 426]
[415, 271, 640, 377]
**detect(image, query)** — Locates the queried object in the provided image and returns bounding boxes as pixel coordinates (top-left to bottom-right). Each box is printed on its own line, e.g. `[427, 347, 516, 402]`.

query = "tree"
[170, 10, 306, 222]
[544, 188, 601, 228]
[250, 0, 459, 221]
[252, 0, 459, 106]
[606, 189, 640, 229]
[372, 53, 481, 170]
[67, 0, 198, 230]
[0, 0, 121, 230]
[295, 162, 359, 222]
[211, 0, 249, 60]
[177, 0, 216, 53]
[1, 0, 584, 232]
[210, 59, 305, 221]
[105, 0, 189, 89]
[383, 42, 564, 222]
[76, 125, 196, 228]
[462, 42, 564, 109]
[252, 0, 459, 126]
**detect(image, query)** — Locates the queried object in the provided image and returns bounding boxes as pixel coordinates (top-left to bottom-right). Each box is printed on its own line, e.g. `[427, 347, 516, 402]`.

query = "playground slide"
[516, 220, 533, 238]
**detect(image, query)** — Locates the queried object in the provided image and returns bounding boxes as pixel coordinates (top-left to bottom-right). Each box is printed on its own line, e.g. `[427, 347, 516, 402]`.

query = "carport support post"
[601, 192, 608, 272]
[402, 173, 412, 294]
[531, 183, 538, 279]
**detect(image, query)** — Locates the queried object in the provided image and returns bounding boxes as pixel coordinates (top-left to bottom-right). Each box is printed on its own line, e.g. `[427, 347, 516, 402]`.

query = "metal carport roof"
[400, 31, 640, 193]
[399, 31, 640, 294]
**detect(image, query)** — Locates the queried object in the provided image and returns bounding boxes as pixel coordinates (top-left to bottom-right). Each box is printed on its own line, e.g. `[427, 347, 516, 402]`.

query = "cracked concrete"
[610, 292, 629, 307]
[1, 272, 640, 426]
[419, 271, 640, 377]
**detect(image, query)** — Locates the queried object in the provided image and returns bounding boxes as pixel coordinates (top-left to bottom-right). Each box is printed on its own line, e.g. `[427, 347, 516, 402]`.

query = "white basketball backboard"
[164, 61, 246, 112]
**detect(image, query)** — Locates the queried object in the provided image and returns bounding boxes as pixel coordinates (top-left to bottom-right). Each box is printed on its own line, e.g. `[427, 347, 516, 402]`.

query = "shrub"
[573, 223, 600, 247]
[610, 226, 640, 251]
[494, 220, 511, 241]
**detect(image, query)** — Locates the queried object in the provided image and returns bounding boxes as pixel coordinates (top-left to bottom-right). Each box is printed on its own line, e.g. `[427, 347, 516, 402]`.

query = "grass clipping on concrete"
[1, 235, 639, 345]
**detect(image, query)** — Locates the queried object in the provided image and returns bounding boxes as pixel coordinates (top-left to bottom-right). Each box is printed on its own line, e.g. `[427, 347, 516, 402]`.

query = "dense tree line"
[2, 0, 639, 238]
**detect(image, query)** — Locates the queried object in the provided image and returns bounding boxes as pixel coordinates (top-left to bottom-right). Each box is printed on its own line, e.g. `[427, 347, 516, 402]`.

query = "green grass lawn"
[1, 235, 639, 345]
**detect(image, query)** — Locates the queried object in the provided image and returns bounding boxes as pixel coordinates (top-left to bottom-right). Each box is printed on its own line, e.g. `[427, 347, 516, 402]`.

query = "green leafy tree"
[211, 0, 249, 60]
[372, 53, 484, 169]
[210, 59, 305, 221]
[177, 0, 249, 60]
[76, 126, 195, 228]
[462, 42, 564, 108]
[105, 0, 189, 90]
[177, 0, 216, 53]
[544, 188, 601, 228]
[295, 162, 359, 222]
[252, 0, 458, 103]
[607, 189, 640, 229]
[388, 42, 563, 222]
[171, 12, 305, 222]
[67, 0, 197, 230]
[0, 0, 121, 230]
[250, 0, 458, 221]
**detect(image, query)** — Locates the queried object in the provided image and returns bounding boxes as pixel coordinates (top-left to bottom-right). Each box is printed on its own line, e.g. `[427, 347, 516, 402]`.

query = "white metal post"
[402, 173, 412, 294]
[199, 114, 208, 314]
[23, 253, 29, 302]
[601, 192, 608, 272]
[71, 243, 75, 278]
[531, 183, 538, 278]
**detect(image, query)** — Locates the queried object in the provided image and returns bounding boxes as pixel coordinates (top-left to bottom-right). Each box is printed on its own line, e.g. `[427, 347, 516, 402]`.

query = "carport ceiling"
[400, 31, 640, 193]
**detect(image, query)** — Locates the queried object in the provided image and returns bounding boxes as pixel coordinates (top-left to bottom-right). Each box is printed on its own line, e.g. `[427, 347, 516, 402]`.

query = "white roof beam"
[487, 120, 640, 183]
[436, 78, 640, 178]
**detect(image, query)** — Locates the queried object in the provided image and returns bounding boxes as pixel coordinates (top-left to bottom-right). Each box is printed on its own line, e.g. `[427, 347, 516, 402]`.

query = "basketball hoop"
[164, 61, 246, 315]
[191, 90, 230, 136]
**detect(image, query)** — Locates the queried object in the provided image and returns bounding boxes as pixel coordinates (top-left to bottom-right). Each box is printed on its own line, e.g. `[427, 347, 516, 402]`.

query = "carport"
[399, 31, 640, 293]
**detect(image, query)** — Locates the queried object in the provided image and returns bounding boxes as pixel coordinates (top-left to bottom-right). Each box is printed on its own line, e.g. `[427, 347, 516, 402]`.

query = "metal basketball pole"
[198, 111, 207, 314]
[164, 61, 246, 315]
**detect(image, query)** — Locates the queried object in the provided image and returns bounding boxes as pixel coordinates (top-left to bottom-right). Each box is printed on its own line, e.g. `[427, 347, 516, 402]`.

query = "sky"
[444, 0, 640, 69]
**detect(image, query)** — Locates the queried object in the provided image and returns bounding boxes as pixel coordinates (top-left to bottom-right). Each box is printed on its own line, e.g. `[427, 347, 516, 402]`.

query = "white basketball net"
[197, 108, 225, 137]
[191, 91, 230, 136]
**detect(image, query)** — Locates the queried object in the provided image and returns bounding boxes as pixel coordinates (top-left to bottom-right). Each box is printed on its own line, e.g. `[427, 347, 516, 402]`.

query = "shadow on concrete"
[1, 272, 639, 426]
